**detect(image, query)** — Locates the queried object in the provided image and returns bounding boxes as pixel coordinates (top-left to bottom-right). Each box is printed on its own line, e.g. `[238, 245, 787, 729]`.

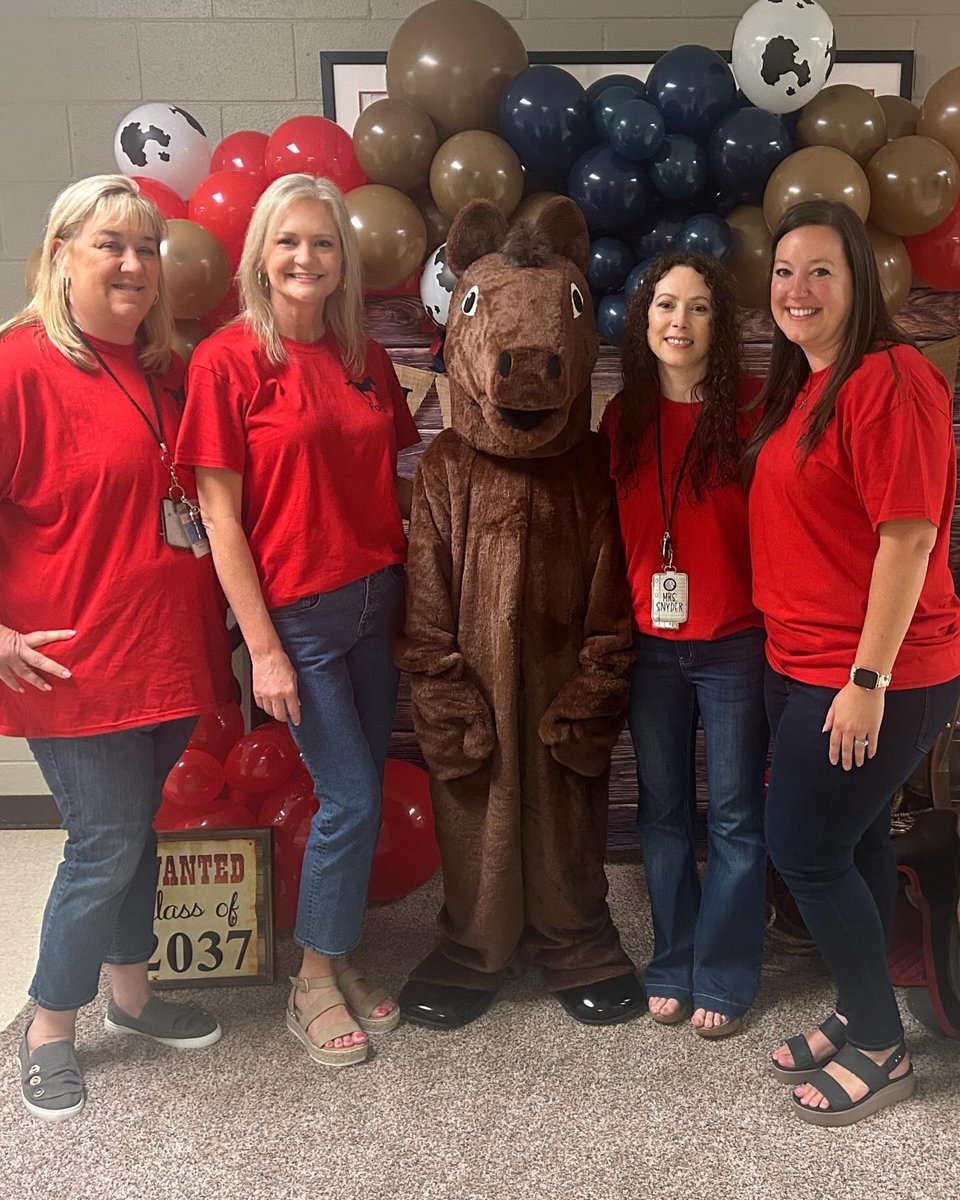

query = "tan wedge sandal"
[286, 976, 368, 1067]
[336, 966, 401, 1033]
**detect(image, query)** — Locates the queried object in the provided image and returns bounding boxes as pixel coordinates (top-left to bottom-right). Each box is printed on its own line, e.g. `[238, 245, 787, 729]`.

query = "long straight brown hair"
[741, 200, 913, 483]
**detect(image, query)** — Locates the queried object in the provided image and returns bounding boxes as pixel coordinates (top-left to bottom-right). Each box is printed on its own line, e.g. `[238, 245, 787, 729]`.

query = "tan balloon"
[161, 219, 231, 320]
[726, 205, 772, 310]
[411, 187, 451, 255]
[796, 85, 886, 166]
[352, 99, 439, 193]
[24, 244, 42, 298]
[430, 131, 524, 221]
[877, 94, 918, 141]
[512, 192, 562, 225]
[386, 0, 527, 141]
[763, 147, 871, 232]
[917, 65, 960, 165]
[865, 224, 911, 316]
[345, 184, 428, 291]
[865, 136, 960, 236]
[172, 318, 207, 365]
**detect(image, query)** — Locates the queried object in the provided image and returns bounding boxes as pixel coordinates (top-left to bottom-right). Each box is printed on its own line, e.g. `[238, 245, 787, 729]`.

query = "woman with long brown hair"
[600, 251, 768, 1039]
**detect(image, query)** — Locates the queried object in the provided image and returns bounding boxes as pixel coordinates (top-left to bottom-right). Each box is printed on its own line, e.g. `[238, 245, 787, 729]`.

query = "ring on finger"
[853, 736, 869, 747]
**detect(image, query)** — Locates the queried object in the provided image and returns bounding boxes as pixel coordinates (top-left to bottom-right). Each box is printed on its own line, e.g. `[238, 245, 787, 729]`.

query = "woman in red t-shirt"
[600, 252, 768, 1040]
[178, 174, 420, 1068]
[1, 176, 230, 1122]
[746, 199, 960, 1126]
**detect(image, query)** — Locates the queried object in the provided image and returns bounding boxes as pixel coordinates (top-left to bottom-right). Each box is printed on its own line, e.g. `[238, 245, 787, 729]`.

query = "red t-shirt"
[178, 323, 420, 609]
[0, 325, 233, 738]
[600, 376, 764, 640]
[750, 344, 960, 689]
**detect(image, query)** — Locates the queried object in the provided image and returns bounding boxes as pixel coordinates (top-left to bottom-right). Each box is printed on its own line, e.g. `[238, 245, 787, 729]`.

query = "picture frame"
[320, 49, 914, 135]
[150, 827, 275, 989]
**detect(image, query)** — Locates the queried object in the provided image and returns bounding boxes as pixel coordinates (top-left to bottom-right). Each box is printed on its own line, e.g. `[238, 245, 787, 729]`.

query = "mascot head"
[443, 196, 599, 459]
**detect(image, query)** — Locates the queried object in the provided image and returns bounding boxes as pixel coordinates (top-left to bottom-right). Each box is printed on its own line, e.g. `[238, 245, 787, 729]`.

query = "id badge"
[160, 498, 211, 558]
[651, 570, 689, 629]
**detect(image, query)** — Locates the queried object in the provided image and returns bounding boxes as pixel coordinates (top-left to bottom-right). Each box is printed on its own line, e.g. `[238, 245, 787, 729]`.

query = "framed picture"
[150, 828, 274, 989]
[320, 49, 914, 135]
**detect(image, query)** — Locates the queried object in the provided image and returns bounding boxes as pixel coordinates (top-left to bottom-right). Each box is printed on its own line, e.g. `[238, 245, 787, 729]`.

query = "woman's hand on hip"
[0, 625, 75, 693]
[823, 681, 885, 770]
[252, 647, 301, 726]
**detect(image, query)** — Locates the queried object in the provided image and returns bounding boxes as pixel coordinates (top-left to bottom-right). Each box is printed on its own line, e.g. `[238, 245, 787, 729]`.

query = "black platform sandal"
[770, 1012, 848, 1083]
[791, 1041, 915, 1127]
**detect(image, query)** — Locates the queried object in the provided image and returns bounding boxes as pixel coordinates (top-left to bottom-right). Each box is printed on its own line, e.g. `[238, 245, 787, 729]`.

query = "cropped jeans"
[765, 668, 960, 1049]
[271, 564, 402, 958]
[627, 628, 769, 1018]
[27, 717, 196, 1011]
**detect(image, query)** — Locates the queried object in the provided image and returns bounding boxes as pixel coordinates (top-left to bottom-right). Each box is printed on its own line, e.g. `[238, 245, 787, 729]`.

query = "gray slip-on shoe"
[19, 1033, 85, 1123]
[104, 997, 221, 1049]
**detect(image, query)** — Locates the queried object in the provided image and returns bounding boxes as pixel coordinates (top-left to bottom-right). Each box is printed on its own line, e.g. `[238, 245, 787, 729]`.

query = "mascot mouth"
[495, 406, 557, 431]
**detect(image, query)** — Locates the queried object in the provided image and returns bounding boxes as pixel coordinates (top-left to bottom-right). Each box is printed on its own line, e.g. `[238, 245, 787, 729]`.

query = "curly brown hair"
[615, 251, 744, 500]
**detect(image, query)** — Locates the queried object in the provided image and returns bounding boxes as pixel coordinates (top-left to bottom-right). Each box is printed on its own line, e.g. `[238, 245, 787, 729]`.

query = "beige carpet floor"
[2, 865, 959, 1200]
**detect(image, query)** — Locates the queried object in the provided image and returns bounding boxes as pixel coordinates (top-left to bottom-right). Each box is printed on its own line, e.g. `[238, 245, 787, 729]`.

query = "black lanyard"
[655, 400, 697, 569]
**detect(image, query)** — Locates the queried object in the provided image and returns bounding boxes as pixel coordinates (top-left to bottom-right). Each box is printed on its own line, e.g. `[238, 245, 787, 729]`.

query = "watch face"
[852, 667, 880, 689]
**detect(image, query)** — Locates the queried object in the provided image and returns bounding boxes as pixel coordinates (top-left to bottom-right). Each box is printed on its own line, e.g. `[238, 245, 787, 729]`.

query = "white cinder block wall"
[0, 0, 955, 800]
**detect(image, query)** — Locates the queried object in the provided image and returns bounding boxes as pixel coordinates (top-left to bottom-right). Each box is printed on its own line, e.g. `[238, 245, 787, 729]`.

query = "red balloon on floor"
[367, 759, 440, 903]
[170, 802, 258, 831]
[162, 749, 226, 813]
[905, 197, 960, 291]
[187, 701, 245, 763]
[224, 728, 298, 794]
[265, 116, 367, 193]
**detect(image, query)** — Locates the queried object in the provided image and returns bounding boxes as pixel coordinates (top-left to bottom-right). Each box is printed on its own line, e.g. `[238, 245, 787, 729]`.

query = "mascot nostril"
[547, 355, 562, 380]
[496, 406, 553, 431]
[498, 351, 512, 378]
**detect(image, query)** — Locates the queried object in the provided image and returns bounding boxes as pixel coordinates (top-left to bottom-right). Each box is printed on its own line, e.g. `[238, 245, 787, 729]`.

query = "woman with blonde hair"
[1, 175, 232, 1122]
[178, 173, 419, 1067]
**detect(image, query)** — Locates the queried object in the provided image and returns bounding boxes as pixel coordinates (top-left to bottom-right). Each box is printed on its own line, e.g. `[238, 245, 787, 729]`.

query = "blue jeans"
[627, 628, 769, 1017]
[27, 718, 196, 1011]
[765, 668, 960, 1049]
[271, 565, 402, 957]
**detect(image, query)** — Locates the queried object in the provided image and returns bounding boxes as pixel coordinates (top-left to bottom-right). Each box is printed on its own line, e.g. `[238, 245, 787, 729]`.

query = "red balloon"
[258, 772, 318, 832]
[170, 802, 258, 831]
[273, 869, 300, 932]
[187, 702, 245, 763]
[132, 176, 188, 221]
[211, 129, 270, 191]
[224, 728, 298, 794]
[367, 759, 440, 903]
[162, 749, 226, 813]
[271, 807, 314, 932]
[265, 116, 367, 193]
[153, 799, 182, 830]
[904, 197, 960, 291]
[188, 169, 263, 270]
[197, 280, 240, 334]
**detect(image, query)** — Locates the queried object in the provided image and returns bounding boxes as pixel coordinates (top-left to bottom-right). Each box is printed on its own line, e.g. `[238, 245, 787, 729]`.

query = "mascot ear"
[536, 196, 590, 274]
[446, 199, 509, 278]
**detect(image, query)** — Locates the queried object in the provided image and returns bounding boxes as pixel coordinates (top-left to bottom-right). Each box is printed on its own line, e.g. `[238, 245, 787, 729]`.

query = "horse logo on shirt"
[346, 375, 386, 413]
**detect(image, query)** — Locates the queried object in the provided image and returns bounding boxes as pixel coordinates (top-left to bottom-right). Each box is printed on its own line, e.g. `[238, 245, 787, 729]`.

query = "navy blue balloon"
[498, 65, 597, 189]
[592, 86, 643, 139]
[567, 144, 651, 235]
[646, 45, 737, 140]
[586, 74, 645, 104]
[597, 293, 629, 346]
[609, 99, 665, 162]
[586, 237, 636, 296]
[648, 135, 707, 200]
[624, 257, 659, 304]
[629, 216, 683, 261]
[708, 108, 792, 201]
[678, 213, 734, 262]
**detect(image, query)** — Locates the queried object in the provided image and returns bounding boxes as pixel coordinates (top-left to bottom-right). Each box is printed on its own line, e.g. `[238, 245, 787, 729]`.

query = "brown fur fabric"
[397, 198, 636, 992]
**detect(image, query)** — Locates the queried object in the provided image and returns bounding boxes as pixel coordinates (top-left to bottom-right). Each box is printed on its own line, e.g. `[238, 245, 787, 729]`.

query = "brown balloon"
[385, 0, 527, 141]
[865, 224, 911, 316]
[24, 243, 42, 298]
[161, 219, 231, 320]
[172, 318, 207, 365]
[512, 191, 563, 226]
[411, 187, 451, 255]
[763, 147, 871, 232]
[352, 98, 439, 194]
[865, 135, 960, 237]
[345, 184, 427, 291]
[430, 131, 524, 221]
[917, 65, 960, 165]
[796, 84, 886, 166]
[726, 205, 773, 310]
[877, 94, 918, 141]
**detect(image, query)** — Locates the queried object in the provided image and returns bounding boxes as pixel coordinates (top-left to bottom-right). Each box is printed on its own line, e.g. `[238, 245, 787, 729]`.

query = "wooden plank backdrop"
[373, 289, 960, 851]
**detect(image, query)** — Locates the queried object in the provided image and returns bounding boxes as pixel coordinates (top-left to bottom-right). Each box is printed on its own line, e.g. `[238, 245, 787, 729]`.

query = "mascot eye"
[570, 283, 585, 318]
[461, 285, 480, 316]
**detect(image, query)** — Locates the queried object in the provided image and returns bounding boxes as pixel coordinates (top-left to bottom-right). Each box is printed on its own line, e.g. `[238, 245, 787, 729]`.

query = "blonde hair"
[236, 174, 366, 375]
[0, 174, 173, 373]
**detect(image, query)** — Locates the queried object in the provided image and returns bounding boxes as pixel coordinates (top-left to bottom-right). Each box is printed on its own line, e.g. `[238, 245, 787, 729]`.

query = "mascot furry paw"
[397, 196, 643, 1029]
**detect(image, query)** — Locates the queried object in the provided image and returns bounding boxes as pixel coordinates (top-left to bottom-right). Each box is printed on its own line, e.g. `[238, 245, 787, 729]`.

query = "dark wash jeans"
[764, 667, 960, 1049]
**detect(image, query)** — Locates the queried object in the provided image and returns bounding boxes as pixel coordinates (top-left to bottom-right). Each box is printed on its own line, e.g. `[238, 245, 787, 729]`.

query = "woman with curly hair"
[600, 251, 768, 1038]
